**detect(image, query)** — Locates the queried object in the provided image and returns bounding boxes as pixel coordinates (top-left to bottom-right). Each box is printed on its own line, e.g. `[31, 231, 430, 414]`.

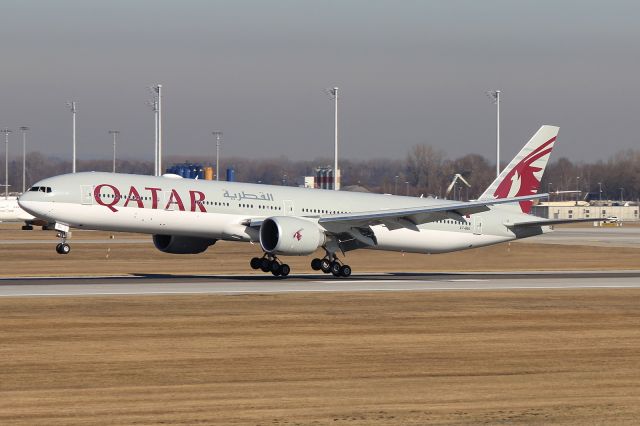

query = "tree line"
[2, 147, 639, 201]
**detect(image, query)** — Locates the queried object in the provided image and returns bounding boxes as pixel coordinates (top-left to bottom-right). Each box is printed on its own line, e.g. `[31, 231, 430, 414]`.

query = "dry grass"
[1, 291, 640, 425]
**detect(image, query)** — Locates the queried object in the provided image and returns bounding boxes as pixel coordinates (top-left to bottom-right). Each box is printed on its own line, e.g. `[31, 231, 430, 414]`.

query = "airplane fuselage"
[18, 172, 543, 255]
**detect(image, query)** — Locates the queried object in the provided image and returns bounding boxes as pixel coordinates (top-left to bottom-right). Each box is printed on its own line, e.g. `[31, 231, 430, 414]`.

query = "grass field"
[2, 291, 640, 425]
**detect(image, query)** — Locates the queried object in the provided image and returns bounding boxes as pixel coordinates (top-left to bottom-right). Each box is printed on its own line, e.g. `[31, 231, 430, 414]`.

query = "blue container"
[226, 168, 236, 182]
[197, 167, 204, 179]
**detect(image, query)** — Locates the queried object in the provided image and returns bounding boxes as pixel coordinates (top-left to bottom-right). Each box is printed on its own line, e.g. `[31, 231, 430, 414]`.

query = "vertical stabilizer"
[478, 125, 559, 213]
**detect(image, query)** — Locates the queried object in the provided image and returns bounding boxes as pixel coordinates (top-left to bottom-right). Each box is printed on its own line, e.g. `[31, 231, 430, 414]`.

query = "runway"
[1, 271, 639, 297]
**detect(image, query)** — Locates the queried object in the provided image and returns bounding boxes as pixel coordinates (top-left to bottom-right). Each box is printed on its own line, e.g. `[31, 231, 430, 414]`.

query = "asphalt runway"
[1, 271, 639, 297]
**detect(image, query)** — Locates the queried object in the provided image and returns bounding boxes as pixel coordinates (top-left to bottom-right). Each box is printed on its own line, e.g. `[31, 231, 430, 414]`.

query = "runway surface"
[1, 271, 639, 297]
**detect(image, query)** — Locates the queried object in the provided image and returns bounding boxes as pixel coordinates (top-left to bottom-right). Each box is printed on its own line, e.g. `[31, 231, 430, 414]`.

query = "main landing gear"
[310, 255, 352, 277]
[250, 254, 290, 277]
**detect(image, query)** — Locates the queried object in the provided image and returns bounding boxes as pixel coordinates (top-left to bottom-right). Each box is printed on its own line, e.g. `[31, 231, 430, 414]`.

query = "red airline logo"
[293, 229, 303, 241]
[493, 136, 555, 213]
[94, 184, 207, 213]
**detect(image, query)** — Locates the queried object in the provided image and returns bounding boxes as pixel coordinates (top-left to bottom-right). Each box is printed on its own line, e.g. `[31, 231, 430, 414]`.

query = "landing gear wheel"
[320, 258, 331, 273]
[21, 225, 33, 231]
[260, 258, 272, 272]
[339, 264, 352, 277]
[56, 243, 70, 255]
[250, 257, 262, 270]
[279, 264, 290, 277]
[330, 261, 342, 276]
[311, 258, 322, 271]
[271, 267, 281, 277]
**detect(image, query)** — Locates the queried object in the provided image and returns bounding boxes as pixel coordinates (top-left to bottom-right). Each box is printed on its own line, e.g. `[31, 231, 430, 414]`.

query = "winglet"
[478, 125, 559, 213]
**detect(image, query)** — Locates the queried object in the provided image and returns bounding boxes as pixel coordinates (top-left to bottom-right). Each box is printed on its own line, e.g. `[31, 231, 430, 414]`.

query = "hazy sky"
[1, 0, 639, 165]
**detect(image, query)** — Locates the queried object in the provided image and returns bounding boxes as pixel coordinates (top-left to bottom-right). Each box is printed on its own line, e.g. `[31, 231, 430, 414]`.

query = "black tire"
[250, 257, 261, 269]
[22, 225, 33, 231]
[260, 258, 271, 272]
[340, 264, 352, 277]
[270, 261, 280, 273]
[280, 264, 290, 277]
[55, 243, 63, 254]
[271, 268, 281, 276]
[320, 258, 331, 273]
[310, 258, 322, 271]
[60, 243, 71, 255]
[330, 261, 341, 276]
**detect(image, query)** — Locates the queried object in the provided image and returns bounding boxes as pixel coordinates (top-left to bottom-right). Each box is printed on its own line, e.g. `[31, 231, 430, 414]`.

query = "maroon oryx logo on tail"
[293, 229, 303, 241]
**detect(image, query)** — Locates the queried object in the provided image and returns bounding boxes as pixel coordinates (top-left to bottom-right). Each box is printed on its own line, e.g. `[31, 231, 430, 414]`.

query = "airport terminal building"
[532, 201, 639, 222]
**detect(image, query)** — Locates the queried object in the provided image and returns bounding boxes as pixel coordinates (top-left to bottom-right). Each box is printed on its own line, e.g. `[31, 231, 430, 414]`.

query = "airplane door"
[472, 216, 483, 235]
[81, 185, 93, 205]
[283, 200, 294, 216]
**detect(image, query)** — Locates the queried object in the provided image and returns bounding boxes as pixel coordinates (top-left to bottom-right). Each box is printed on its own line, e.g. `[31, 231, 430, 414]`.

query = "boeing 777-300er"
[18, 125, 601, 277]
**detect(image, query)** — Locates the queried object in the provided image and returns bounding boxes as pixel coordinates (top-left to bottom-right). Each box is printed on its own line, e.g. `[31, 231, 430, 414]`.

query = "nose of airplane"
[18, 189, 51, 219]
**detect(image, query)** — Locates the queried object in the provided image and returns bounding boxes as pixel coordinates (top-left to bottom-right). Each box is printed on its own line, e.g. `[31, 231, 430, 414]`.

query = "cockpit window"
[29, 186, 52, 193]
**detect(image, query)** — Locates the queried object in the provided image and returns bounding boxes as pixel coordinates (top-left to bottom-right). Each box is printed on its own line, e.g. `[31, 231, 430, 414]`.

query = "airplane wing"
[318, 193, 549, 229]
[507, 217, 608, 228]
[243, 193, 548, 230]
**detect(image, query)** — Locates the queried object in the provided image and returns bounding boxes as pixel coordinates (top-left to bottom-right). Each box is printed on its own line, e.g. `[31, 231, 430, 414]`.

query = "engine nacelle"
[152, 234, 217, 254]
[260, 216, 325, 255]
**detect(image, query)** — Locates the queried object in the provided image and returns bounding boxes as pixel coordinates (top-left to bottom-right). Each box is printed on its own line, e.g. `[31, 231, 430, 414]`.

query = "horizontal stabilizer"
[507, 217, 608, 228]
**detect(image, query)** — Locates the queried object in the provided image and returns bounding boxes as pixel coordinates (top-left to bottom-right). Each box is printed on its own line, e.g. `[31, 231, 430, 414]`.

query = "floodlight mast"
[156, 85, 162, 175]
[212, 131, 223, 180]
[487, 90, 500, 177]
[328, 87, 339, 190]
[108, 130, 120, 173]
[2, 128, 11, 200]
[66, 101, 77, 173]
[148, 97, 158, 176]
[19, 126, 29, 193]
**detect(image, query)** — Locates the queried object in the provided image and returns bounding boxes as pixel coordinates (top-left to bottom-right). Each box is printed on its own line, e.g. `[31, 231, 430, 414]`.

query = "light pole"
[405, 181, 409, 196]
[2, 128, 11, 199]
[212, 131, 223, 181]
[598, 182, 602, 201]
[394, 175, 399, 195]
[67, 101, 77, 173]
[576, 176, 581, 201]
[108, 130, 119, 173]
[328, 87, 339, 190]
[487, 90, 501, 177]
[620, 188, 624, 202]
[548, 182, 552, 196]
[155, 85, 162, 175]
[19, 126, 28, 193]
[148, 97, 158, 176]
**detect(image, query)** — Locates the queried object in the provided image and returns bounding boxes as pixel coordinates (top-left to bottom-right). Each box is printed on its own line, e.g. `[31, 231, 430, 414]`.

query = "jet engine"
[152, 234, 217, 254]
[260, 216, 325, 255]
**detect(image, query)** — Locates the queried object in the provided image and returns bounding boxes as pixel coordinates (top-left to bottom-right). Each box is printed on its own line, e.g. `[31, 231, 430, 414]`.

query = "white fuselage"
[0, 196, 35, 223]
[18, 172, 541, 255]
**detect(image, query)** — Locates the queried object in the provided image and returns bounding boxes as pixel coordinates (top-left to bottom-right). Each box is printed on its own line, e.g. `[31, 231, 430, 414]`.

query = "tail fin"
[478, 125, 559, 213]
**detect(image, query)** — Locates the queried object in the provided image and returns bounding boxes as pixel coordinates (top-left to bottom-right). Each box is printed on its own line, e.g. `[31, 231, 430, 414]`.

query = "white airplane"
[0, 196, 42, 230]
[18, 125, 601, 277]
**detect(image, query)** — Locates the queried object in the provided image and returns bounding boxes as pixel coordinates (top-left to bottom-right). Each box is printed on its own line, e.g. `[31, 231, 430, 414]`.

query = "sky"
[1, 0, 639, 165]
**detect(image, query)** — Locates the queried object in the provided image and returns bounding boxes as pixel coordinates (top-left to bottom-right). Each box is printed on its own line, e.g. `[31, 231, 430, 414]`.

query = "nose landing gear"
[53, 223, 71, 255]
[250, 254, 290, 277]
